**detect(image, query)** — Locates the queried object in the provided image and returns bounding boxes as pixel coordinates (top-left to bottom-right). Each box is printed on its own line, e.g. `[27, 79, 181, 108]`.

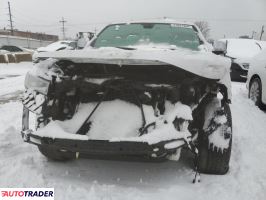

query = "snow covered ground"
[0, 63, 266, 200]
[0, 63, 32, 103]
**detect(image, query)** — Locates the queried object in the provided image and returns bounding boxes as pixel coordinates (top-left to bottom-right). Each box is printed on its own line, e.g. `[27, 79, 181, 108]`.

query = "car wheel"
[249, 77, 262, 107]
[198, 101, 232, 175]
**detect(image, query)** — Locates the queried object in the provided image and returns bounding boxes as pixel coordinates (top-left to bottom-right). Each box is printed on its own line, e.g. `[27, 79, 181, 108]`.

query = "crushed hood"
[37, 47, 231, 80]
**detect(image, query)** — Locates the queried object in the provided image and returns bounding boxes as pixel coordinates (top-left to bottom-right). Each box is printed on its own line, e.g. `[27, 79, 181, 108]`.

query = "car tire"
[249, 77, 263, 108]
[38, 145, 75, 161]
[198, 102, 232, 175]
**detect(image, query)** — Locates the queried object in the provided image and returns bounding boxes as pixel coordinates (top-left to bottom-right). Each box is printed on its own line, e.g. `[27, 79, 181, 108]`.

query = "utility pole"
[260, 25, 264, 40]
[59, 17, 67, 40]
[8, 1, 14, 35]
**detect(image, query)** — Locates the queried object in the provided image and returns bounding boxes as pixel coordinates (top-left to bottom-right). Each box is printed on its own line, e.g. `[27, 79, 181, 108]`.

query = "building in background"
[0, 29, 59, 49]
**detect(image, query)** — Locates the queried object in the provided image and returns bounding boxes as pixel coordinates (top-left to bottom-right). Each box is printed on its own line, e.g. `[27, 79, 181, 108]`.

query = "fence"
[0, 53, 32, 63]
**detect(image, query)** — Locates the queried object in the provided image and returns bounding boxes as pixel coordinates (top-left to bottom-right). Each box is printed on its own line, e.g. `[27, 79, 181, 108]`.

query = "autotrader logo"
[0, 188, 54, 200]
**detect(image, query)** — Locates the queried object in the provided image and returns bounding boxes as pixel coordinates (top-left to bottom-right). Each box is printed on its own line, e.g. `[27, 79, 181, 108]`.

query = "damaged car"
[21, 20, 232, 180]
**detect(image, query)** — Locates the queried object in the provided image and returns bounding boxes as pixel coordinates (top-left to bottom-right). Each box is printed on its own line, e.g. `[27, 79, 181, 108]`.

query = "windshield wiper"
[114, 46, 136, 50]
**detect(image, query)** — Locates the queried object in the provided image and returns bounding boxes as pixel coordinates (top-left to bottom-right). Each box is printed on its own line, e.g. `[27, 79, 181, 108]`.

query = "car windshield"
[92, 23, 201, 51]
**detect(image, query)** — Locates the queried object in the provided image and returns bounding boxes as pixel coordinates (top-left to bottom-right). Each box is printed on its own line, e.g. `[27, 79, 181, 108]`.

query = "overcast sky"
[0, 0, 266, 40]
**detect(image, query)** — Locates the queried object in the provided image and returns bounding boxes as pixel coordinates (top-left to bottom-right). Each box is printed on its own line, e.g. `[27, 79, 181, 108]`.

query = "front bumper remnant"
[21, 129, 185, 160]
[22, 106, 186, 159]
[21, 106, 201, 182]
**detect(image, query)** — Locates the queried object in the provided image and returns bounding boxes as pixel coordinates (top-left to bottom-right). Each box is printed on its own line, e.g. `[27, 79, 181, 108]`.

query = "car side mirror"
[212, 41, 227, 55]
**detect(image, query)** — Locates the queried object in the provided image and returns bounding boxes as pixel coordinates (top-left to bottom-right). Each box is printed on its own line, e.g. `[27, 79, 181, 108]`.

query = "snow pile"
[34, 121, 89, 140]
[85, 100, 142, 140]
[111, 101, 192, 144]
[165, 102, 193, 122]
[34, 100, 143, 140]
[0, 62, 32, 76]
[0, 62, 33, 97]
[34, 100, 192, 145]
[114, 123, 190, 145]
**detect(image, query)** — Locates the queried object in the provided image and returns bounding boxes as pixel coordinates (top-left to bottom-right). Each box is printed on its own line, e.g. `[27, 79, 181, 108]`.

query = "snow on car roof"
[47, 40, 74, 47]
[122, 18, 196, 26]
[37, 40, 74, 52]
[220, 38, 262, 59]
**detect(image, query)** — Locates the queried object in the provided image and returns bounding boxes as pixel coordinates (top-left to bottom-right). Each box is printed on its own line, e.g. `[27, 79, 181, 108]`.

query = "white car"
[36, 41, 76, 52]
[219, 39, 262, 81]
[247, 48, 266, 108]
[33, 41, 76, 61]
[22, 20, 232, 177]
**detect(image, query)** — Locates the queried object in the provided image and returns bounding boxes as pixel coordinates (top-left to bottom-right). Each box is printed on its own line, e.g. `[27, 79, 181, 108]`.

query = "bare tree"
[195, 21, 210, 39]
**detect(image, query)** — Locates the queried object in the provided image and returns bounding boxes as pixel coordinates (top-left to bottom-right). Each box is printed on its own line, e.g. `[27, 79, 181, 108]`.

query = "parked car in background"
[33, 40, 77, 61]
[247, 48, 266, 109]
[36, 40, 77, 53]
[219, 39, 262, 82]
[0, 45, 34, 54]
[0, 45, 34, 63]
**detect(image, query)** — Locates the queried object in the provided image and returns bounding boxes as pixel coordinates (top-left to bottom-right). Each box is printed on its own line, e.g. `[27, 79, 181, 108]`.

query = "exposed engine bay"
[22, 59, 229, 144]
[20, 56, 232, 183]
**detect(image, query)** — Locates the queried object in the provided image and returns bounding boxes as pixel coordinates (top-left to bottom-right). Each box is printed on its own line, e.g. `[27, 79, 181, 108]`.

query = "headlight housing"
[24, 72, 50, 95]
[242, 63, 250, 70]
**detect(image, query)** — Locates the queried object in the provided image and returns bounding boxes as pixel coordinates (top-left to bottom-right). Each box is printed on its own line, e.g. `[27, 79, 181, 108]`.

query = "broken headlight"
[24, 72, 50, 95]
[22, 90, 46, 114]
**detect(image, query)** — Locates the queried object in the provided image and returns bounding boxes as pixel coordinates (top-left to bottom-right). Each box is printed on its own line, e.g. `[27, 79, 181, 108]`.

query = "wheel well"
[249, 74, 261, 89]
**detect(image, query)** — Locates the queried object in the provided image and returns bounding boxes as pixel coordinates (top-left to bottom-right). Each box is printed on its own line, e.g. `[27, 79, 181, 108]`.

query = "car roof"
[220, 38, 262, 59]
[108, 18, 196, 26]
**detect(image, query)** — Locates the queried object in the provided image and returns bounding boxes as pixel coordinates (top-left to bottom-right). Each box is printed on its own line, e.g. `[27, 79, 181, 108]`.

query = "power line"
[59, 17, 67, 39]
[11, 7, 53, 25]
[151, 16, 266, 23]
[14, 20, 59, 28]
[8, 1, 14, 35]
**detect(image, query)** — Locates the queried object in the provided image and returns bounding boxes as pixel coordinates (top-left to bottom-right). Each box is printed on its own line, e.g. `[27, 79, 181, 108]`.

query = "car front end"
[21, 21, 233, 178]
